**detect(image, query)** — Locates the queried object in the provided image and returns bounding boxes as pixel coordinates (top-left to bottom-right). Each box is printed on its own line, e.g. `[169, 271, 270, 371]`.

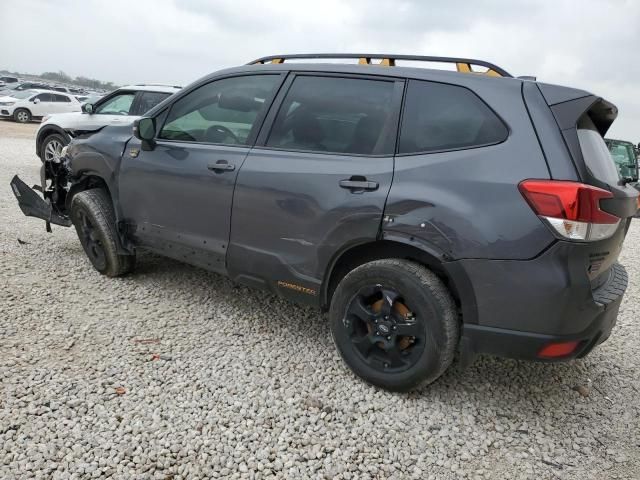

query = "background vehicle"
[0, 81, 50, 96]
[0, 75, 19, 88]
[606, 138, 639, 185]
[0, 89, 81, 123]
[11, 54, 639, 391]
[35, 84, 180, 162]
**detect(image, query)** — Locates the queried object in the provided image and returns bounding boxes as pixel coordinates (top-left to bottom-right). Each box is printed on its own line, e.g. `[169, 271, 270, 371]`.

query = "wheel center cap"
[378, 323, 391, 335]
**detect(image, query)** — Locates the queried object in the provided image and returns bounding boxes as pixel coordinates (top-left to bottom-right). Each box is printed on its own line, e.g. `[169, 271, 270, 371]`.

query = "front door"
[118, 73, 283, 272]
[228, 74, 404, 302]
[31, 92, 55, 116]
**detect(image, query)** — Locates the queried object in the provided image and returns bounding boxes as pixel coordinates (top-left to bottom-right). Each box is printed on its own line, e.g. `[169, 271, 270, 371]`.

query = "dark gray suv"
[11, 54, 639, 391]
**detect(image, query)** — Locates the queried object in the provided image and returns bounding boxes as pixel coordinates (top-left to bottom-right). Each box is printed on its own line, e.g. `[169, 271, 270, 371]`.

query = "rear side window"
[132, 91, 171, 116]
[399, 80, 508, 154]
[53, 94, 71, 102]
[578, 116, 621, 184]
[266, 76, 397, 155]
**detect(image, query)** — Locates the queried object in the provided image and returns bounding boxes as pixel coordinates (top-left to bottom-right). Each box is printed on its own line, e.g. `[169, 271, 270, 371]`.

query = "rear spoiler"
[537, 82, 618, 136]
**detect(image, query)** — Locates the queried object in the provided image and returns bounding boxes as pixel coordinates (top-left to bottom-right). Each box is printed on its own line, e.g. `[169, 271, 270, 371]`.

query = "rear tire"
[40, 133, 67, 163]
[13, 108, 31, 123]
[329, 259, 459, 392]
[70, 189, 135, 277]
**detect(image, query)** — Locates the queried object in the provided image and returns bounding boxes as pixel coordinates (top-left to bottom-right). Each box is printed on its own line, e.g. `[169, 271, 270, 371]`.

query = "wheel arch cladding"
[321, 239, 465, 314]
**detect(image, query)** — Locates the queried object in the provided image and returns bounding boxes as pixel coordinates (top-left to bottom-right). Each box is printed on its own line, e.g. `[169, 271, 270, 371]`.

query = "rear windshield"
[577, 116, 621, 184]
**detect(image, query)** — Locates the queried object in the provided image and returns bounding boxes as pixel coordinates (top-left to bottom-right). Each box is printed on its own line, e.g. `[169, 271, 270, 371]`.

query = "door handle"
[207, 160, 235, 173]
[339, 176, 379, 192]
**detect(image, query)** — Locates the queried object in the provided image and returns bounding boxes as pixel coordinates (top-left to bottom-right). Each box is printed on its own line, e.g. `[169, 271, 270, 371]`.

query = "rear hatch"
[528, 83, 638, 289]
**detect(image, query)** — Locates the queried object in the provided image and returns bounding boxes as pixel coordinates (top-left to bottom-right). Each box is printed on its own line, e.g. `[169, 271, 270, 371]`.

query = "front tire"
[13, 108, 31, 123]
[329, 259, 459, 392]
[70, 189, 135, 277]
[40, 133, 67, 163]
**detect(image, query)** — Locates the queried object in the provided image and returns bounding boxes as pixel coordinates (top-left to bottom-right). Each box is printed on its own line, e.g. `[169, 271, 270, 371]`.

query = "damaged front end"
[10, 153, 73, 231]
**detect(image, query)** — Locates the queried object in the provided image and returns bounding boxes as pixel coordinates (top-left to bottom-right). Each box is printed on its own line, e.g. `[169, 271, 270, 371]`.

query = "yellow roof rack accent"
[249, 54, 511, 77]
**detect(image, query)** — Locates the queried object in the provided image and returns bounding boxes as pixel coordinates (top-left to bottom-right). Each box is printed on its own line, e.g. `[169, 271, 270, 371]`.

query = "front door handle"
[339, 176, 379, 192]
[207, 160, 235, 173]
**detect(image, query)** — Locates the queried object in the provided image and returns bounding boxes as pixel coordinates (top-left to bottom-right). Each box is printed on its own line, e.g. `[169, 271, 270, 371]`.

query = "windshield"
[9, 90, 35, 99]
[608, 142, 637, 179]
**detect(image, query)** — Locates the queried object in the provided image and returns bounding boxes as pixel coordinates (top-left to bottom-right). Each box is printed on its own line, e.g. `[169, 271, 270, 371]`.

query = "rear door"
[228, 73, 404, 303]
[51, 93, 76, 113]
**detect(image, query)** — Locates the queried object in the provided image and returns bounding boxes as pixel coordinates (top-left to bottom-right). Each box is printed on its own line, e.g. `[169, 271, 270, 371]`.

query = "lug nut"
[386, 336, 391, 340]
[392, 325, 397, 330]
[384, 316, 389, 320]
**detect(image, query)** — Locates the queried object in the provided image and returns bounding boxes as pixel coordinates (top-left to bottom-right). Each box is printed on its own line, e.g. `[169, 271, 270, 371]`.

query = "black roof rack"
[248, 53, 512, 78]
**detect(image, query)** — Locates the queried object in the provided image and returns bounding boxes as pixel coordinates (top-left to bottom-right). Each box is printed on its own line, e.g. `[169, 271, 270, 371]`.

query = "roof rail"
[130, 83, 183, 89]
[248, 53, 512, 78]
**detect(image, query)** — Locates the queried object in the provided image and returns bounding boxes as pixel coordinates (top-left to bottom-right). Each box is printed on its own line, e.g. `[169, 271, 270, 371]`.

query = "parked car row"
[10, 53, 639, 391]
[35, 84, 181, 162]
[0, 89, 82, 123]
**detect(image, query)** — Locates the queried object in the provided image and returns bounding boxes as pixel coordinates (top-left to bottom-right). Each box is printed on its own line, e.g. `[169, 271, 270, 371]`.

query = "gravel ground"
[1, 119, 639, 479]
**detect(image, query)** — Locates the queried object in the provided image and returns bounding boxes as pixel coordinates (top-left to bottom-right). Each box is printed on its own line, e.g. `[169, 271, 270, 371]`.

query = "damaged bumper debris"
[10, 153, 73, 230]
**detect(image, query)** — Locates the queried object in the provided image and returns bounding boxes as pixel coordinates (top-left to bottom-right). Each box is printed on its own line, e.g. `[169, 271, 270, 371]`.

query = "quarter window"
[266, 76, 396, 155]
[160, 75, 280, 145]
[53, 94, 71, 102]
[398, 80, 508, 154]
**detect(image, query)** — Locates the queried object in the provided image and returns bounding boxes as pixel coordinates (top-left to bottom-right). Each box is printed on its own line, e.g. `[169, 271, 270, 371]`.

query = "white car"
[0, 89, 81, 123]
[36, 84, 180, 162]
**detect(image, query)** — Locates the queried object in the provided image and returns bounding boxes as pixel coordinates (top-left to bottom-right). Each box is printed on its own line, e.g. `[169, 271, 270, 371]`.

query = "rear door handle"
[339, 177, 379, 192]
[207, 160, 235, 173]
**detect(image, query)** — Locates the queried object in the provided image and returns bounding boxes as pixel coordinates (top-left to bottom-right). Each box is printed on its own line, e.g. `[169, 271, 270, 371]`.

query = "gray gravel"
[1, 119, 639, 479]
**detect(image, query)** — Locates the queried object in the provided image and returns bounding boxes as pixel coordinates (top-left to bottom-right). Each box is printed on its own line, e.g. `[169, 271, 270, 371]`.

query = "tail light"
[519, 180, 620, 241]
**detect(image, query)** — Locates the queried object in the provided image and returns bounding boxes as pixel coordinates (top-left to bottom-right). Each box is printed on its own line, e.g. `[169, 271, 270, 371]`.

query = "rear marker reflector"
[538, 341, 580, 359]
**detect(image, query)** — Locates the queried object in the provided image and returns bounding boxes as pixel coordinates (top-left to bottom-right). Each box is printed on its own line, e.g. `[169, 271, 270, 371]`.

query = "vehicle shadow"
[131, 251, 612, 407]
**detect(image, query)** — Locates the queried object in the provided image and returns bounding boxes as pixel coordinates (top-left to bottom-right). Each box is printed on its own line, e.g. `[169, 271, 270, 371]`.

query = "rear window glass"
[578, 116, 621, 184]
[399, 80, 508, 154]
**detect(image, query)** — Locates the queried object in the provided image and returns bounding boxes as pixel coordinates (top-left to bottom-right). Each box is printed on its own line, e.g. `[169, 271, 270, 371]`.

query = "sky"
[1, 0, 639, 140]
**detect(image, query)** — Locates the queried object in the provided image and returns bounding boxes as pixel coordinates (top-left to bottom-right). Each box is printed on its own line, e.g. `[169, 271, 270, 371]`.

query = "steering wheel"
[204, 124, 239, 144]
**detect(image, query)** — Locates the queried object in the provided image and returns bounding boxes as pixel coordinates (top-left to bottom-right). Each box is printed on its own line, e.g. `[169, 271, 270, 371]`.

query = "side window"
[160, 75, 280, 145]
[95, 93, 135, 115]
[131, 91, 171, 116]
[53, 94, 71, 102]
[35, 93, 53, 102]
[399, 80, 508, 154]
[266, 76, 396, 155]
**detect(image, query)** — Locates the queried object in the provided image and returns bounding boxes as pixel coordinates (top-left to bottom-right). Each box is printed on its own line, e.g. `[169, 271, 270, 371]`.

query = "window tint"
[95, 93, 135, 115]
[35, 93, 54, 102]
[399, 80, 508, 154]
[131, 91, 171, 116]
[266, 76, 396, 155]
[53, 94, 71, 102]
[160, 75, 280, 145]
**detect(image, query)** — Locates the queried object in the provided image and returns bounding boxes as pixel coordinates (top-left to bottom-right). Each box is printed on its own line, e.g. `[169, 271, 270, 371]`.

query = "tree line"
[39, 71, 118, 91]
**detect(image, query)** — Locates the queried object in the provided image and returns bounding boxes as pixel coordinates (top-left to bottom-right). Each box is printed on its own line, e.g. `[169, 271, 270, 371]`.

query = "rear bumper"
[446, 235, 629, 363]
[461, 265, 626, 362]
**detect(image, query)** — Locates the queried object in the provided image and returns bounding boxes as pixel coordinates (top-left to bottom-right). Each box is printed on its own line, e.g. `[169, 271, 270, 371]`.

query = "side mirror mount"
[82, 103, 94, 114]
[33, 98, 41, 104]
[133, 117, 156, 151]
